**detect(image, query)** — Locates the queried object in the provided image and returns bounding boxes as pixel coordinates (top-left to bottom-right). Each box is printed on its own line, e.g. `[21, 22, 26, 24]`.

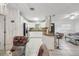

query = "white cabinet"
[29, 31, 43, 38]
[29, 31, 55, 50]
[43, 35, 55, 50]
[26, 31, 43, 56]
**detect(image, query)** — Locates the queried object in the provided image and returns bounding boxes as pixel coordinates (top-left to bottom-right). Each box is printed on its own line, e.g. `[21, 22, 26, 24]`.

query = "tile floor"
[49, 39, 79, 56]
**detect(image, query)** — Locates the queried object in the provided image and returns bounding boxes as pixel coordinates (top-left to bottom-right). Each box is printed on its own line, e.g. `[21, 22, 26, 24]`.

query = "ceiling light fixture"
[70, 16, 76, 20]
[33, 17, 39, 21]
[64, 12, 79, 20]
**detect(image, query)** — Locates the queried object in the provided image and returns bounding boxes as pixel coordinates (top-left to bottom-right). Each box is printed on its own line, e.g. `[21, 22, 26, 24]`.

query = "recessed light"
[30, 8, 35, 11]
[33, 17, 39, 21]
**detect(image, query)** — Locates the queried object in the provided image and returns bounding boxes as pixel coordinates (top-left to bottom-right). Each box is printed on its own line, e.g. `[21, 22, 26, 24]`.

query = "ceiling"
[7, 3, 79, 23]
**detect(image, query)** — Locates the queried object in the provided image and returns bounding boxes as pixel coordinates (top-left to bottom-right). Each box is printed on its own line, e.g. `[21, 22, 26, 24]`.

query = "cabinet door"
[0, 15, 5, 50]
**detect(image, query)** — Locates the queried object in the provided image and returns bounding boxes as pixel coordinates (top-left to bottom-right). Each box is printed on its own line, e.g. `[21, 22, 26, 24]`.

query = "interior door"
[0, 14, 5, 50]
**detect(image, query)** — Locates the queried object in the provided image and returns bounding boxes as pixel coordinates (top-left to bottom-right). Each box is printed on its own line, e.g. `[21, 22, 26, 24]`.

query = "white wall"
[74, 19, 79, 32]
[23, 20, 46, 28]
[6, 8, 20, 50]
[0, 15, 5, 50]
[51, 16, 76, 33]
[75, 23, 79, 32]
[20, 15, 28, 35]
[6, 8, 26, 50]
[5, 7, 27, 50]
[0, 4, 9, 50]
[55, 23, 75, 33]
[0, 4, 6, 15]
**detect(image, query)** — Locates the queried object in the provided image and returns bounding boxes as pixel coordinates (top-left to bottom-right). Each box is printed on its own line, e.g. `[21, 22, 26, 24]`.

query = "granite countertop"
[29, 28, 54, 36]
[29, 28, 43, 32]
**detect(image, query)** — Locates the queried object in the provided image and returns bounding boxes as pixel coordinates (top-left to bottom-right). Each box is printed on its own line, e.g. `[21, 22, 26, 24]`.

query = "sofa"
[65, 32, 79, 45]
